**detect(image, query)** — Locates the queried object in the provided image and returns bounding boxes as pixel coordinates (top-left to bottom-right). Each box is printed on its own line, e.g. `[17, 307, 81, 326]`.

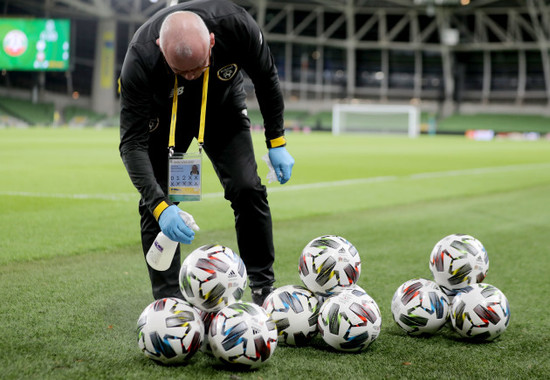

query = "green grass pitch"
[1, 127, 549, 379]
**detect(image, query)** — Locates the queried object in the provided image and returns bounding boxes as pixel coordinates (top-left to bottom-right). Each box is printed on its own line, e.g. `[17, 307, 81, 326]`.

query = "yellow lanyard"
[168, 67, 209, 156]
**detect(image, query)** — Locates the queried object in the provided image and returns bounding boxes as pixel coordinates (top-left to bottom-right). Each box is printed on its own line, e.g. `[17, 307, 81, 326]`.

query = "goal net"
[332, 104, 420, 138]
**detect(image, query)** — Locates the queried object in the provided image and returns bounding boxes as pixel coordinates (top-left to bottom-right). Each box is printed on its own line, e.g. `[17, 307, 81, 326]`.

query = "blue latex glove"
[268, 146, 295, 184]
[158, 205, 199, 244]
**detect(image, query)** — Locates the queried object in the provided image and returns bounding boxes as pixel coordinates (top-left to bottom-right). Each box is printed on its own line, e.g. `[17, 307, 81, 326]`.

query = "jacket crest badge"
[217, 64, 238, 81]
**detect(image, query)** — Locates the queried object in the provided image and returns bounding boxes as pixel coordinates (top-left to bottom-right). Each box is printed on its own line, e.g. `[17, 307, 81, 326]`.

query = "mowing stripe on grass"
[408, 162, 550, 179]
[0, 191, 137, 201]
[1, 162, 549, 201]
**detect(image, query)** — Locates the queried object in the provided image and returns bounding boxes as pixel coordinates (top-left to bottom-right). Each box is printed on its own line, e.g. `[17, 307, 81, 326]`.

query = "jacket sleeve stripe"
[153, 201, 170, 221]
[268, 136, 286, 148]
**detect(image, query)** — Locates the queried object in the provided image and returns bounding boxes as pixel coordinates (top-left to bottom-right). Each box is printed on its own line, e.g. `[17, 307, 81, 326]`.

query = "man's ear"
[209, 33, 215, 49]
[155, 38, 160, 47]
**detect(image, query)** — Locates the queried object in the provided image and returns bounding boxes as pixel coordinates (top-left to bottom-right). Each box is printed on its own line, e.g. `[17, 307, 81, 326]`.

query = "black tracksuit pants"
[138, 125, 275, 300]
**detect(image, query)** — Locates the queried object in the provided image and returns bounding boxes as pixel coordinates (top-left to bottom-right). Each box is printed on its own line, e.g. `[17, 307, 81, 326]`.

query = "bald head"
[158, 11, 214, 79]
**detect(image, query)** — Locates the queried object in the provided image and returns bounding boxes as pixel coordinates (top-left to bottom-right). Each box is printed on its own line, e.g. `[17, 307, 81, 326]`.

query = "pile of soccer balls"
[265, 235, 381, 352]
[136, 233, 510, 369]
[136, 235, 381, 369]
[137, 244, 277, 368]
[391, 233, 511, 341]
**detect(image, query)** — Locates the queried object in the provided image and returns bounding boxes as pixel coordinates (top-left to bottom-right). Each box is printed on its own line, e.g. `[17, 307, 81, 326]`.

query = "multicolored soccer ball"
[262, 285, 319, 346]
[429, 234, 489, 296]
[391, 278, 450, 335]
[196, 308, 216, 355]
[208, 302, 278, 368]
[179, 244, 247, 312]
[137, 298, 204, 364]
[450, 283, 510, 341]
[337, 284, 379, 312]
[317, 288, 381, 352]
[299, 235, 361, 296]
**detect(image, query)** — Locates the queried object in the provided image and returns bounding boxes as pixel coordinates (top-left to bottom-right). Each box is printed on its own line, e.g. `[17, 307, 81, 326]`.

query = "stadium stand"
[283, 110, 309, 130]
[300, 111, 333, 131]
[248, 108, 330, 131]
[1, 1, 550, 134]
[0, 107, 27, 127]
[63, 105, 107, 127]
[0, 96, 55, 125]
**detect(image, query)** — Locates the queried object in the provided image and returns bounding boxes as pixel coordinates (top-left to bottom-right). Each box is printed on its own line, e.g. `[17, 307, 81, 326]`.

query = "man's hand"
[268, 146, 295, 184]
[158, 205, 200, 244]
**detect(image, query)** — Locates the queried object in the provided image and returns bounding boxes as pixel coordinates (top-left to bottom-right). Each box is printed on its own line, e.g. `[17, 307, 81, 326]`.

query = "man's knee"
[225, 180, 267, 205]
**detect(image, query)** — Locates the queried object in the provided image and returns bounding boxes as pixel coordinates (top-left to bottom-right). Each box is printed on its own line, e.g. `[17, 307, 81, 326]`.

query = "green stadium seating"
[0, 96, 55, 125]
[63, 105, 107, 126]
[300, 111, 333, 131]
[247, 108, 331, 131]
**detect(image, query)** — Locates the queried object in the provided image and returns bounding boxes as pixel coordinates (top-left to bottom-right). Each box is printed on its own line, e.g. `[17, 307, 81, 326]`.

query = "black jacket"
[119, 0, 284, 214]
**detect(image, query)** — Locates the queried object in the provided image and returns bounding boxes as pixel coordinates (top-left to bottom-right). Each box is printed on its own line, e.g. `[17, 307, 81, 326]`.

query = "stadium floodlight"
[332, 103, 420, 138]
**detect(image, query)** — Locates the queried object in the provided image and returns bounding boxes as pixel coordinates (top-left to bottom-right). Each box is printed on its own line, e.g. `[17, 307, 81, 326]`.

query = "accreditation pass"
[168, 152, 202, 202]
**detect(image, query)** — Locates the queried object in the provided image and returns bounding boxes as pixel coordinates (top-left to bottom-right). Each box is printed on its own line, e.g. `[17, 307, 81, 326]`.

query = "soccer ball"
[391, 278, 450, 335]
[179, 244, 247, 312]
[137, 298, 204, 364]
[339, 284, 379, 311]
[450, 283, 511, 341]
[299, 235, 361, 296]
[196, 308, 216, 355]
[209, 302, 278, 368]
[316, 283, 375, 308]
[429, 234, 489, 296]
[317, 289, 381, 352]
[262, 285, 319, 346]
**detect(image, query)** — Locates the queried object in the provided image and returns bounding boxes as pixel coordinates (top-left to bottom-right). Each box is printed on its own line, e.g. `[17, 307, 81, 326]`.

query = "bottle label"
[153, 240, 164, 252]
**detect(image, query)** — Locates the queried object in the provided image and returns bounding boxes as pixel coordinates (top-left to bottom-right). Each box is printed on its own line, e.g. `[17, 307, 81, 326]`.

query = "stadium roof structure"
[1, 0, 544, 22]
[1, 0, 550, 116]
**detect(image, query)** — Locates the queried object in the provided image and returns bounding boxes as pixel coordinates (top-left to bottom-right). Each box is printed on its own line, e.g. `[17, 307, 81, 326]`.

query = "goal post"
[332, 104, 421, 138]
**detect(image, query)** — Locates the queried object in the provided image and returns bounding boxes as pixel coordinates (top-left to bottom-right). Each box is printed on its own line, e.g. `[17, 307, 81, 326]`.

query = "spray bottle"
[146, 211, 199, 271]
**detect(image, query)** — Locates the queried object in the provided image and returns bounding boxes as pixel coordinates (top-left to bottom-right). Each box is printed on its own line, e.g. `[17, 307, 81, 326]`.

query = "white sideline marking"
[1, 162, 549, 201]
[266, 162, 550, 194]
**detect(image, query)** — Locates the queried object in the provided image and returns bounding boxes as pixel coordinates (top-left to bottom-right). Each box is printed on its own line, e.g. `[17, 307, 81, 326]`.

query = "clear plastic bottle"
[145, 210, 199, 271]
[146, 232, 178, 271]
